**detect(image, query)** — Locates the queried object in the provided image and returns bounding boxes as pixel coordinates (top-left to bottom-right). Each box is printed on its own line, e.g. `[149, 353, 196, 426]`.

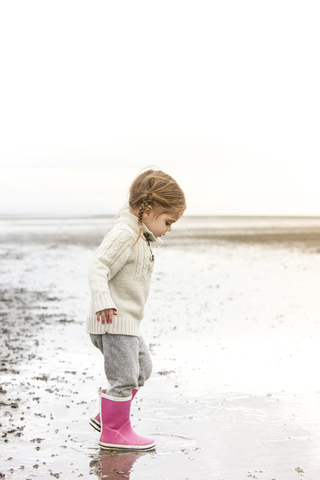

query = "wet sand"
[1, 216, 320, 479]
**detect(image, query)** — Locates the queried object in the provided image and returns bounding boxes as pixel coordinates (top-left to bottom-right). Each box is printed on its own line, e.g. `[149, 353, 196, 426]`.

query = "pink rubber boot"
[90, 389, 138, 433]
[99, 389, 155, 451]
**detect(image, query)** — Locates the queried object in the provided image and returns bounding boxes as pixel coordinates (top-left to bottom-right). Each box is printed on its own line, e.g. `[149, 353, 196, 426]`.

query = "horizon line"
[1, 212, 320, 219]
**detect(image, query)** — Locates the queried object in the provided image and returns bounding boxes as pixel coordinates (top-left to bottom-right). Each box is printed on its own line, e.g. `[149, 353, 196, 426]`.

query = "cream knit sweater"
[86, 211, 162, 336]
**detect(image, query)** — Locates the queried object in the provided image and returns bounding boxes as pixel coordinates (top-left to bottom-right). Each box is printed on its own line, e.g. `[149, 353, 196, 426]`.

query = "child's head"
[129, 168, 186, 242]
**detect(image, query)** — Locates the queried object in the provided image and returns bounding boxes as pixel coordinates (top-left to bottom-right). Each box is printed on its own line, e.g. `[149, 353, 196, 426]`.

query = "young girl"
[87, 168, 186, 451]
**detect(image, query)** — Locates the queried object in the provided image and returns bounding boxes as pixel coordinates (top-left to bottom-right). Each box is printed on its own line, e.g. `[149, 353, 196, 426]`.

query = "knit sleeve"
[88, 228, 133, 314]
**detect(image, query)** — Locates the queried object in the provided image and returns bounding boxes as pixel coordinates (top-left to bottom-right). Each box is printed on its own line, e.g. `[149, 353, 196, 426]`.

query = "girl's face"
[142, 208, 182, 238]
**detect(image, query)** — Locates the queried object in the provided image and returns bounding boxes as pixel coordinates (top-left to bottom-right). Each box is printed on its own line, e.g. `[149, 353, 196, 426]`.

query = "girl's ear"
[143, 205, 153, 218]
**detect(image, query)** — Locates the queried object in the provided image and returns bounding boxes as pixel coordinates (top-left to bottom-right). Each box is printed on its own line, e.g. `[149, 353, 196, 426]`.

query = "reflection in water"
[90, 450, 149, 479]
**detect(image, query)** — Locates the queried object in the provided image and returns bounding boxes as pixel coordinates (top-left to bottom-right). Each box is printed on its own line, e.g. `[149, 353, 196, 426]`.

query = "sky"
[0, 0, 319, 216]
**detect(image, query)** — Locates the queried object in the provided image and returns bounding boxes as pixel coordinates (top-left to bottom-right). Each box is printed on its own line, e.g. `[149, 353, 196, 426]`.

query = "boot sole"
[89, 418, 101, 432]
[99, 441, 155, 451]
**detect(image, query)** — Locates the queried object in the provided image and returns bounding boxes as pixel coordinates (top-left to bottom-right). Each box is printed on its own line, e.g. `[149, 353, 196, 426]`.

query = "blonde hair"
[129, 168, 186, 245]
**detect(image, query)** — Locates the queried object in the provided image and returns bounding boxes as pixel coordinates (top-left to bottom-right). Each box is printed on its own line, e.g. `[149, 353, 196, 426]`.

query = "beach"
[1, 215, 320, 480]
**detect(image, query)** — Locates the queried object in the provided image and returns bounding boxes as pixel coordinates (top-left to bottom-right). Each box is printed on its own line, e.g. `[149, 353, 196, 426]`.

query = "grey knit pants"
[90, 333, 153, 398]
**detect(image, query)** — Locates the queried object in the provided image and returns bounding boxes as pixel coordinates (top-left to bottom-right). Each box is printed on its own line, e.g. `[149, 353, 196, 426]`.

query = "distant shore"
[1, 214, 320, 249]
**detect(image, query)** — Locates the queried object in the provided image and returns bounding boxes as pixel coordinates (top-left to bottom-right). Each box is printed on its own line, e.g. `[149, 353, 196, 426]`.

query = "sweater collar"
[118, 211, 163, 247]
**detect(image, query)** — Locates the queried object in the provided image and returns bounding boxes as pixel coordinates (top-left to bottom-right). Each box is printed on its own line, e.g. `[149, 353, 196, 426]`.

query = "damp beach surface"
[1, 215, 320, 480]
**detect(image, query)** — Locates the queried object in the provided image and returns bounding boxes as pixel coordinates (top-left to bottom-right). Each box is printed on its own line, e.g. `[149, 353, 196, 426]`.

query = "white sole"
[89, 418, 101, 432]
[99, 441, 155, 451]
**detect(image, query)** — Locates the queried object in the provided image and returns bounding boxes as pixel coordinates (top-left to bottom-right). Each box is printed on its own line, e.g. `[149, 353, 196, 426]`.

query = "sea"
[1, 213, 320, 248]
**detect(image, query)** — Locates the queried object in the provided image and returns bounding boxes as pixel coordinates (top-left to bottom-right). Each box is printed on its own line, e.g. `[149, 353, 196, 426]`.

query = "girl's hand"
[96, 308, 117, 325]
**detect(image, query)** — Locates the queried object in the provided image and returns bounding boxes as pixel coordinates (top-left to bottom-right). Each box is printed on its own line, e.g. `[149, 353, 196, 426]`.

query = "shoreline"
[1, 213, 320, 249]
[1, 220, 320, 479]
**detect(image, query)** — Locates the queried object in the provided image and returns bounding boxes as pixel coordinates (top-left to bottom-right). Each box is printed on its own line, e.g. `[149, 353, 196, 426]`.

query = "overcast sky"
[0, 0, 319, 215]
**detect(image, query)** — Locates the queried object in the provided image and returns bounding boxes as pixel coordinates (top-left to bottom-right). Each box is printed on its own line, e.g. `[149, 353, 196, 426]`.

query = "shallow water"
[1, 216, 320, 479]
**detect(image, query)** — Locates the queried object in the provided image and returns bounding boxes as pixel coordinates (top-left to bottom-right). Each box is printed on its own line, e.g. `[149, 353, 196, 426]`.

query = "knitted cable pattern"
[86, 212, 161, 337]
